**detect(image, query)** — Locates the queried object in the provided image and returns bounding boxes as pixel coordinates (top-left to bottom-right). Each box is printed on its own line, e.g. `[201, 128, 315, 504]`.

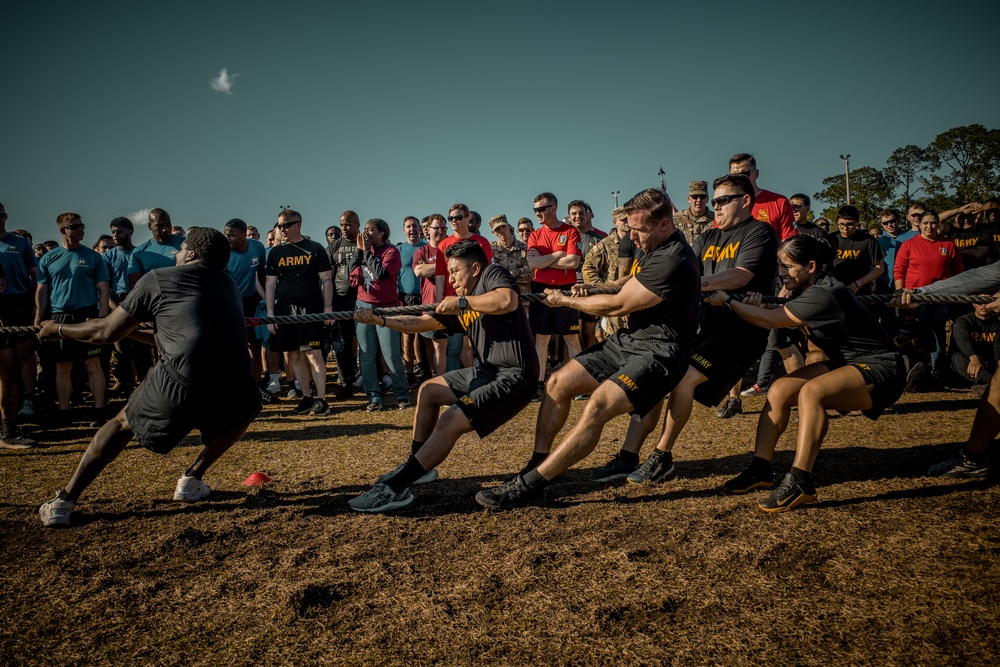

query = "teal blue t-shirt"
[37, 246, 110, 313]
[128, 236, 184, 276]
[226, 238, 267, 297]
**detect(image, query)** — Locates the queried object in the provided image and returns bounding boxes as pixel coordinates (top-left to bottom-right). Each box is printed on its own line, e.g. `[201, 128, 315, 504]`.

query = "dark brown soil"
[2, 387, 998, 666]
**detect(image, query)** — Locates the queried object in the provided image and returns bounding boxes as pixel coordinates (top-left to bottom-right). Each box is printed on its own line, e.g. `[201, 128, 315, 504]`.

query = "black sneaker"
[475, 474, 545, 510]
[723, 466, 775, 494]
[294, 395, 316, 414]
[626, 450, 675, 484]
[0, 429, 36, 450]
[927, 450, 989, 478]
[531, 382, 545, 403]
[309, 398, 332, 416]
[88, 406, 110, 428]
[715, 397, 742, 419]
[758, 472, 817, 513]
[904, 360, 925, 393]
[590, 453, 638, 482]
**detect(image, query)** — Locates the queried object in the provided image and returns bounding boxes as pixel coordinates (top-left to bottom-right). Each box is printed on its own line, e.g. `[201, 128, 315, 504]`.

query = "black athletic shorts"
[270, 301, 324, 352]
[529, 281, 580, 336]
[574, 331, 690, 418]
[443, 365, 535, 438]
[126, 361, 261, 454]
[241, 295, 261, 343]
[48, 308, 103, 363]
[839, 351, 907, 420]
[689, 326, 770, 407]
[0, 293, 34, 349]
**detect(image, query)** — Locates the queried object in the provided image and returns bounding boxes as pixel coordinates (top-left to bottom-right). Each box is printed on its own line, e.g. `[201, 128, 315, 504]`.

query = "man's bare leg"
[532, 360, 600, 456]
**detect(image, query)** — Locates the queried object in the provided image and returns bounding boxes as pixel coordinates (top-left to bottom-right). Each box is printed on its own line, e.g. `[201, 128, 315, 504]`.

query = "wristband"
[725, 295, 736, 310]
[58, 324, 65, 339]
[381, 315, 387, 327]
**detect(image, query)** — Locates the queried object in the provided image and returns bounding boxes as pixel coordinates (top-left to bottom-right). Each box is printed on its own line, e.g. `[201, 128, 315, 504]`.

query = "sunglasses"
[276, 220, 300, 229]
[533, 204, 553, 213]
[711, 194, 745, 207]
[62, 223, 85, 231]
[790, 204, 805, 211]
[882, 218, 899, 225]
[448, 214, 466, 222]
[690, 194, 708, 200]
[518, 227, 532, 232]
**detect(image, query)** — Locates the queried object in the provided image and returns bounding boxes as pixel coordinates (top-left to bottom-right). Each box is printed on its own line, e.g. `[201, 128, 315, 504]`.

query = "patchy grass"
[1, 386, 998, 666]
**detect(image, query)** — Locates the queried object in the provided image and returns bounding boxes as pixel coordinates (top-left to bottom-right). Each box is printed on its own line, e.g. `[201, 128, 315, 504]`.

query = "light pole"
[611, 191, 620, 207]
[839, 155, 851, 205]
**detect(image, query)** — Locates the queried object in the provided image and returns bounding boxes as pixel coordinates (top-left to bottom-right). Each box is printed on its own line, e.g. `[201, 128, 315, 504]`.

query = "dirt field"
[2, 386, 998, 666]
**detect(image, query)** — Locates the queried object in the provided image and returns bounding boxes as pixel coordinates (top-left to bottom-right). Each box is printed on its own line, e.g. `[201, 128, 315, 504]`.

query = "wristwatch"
[457, 296, 468, 310]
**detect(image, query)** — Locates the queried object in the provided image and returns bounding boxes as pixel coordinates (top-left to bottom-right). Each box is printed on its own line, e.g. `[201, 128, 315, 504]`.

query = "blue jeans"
[355, 299, 409, 402]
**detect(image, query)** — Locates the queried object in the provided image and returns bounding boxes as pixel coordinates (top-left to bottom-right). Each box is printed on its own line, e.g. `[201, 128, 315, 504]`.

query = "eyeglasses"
[711, 194, 745, 207]
[690, 194, 708, 200]
[837, 222, 857, 227]
[61, 223, 85, 231]
[448, 214, 466, 222]
[533, 205, 553, 213]
[276, 220, 300, 229]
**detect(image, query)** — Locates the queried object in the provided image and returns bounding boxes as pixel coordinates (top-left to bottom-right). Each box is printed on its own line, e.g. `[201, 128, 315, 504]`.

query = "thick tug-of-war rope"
[0, 289, 994, 335]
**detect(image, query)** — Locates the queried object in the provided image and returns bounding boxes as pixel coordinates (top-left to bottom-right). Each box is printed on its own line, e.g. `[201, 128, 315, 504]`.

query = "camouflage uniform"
[582, 229, 626, 336]
[491, 239, 532, 294]
[674, 208, 714, 244]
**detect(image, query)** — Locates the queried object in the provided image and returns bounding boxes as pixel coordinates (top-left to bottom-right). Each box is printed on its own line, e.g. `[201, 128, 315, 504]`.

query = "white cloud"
[209, 68, 238, 94]
[128, 209, 151, 226]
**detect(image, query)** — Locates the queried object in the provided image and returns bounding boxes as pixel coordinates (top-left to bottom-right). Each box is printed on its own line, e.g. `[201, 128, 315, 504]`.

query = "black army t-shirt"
[784, 273, 893, 367]
[622, 231, 701, 346]
[432, 264, 539, 379]
[265, 239, 332, 305]
[121, 264, 254, 386]
[825, 231, 885, 292]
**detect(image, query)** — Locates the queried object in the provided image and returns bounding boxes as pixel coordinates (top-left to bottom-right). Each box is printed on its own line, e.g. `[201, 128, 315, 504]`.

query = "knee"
[765, 378, 797, 408]
[435, 406, 472, 437]
[546, 367, 574, 400]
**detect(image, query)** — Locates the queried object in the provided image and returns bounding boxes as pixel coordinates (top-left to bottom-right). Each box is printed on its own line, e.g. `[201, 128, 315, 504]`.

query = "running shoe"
[377, 464, 439, 485]
[294, 395, 316, 414]
[349, 483, 414, 513]
[475, 474, 544, 510]
[927, 450, 989, 478]
[758, 472, 817, 513]
[715, 397, 743, 419]
[0, 429, 36, 450]
[626, 450, 675, 484]
[531, 382, 545, 403]
[904, 360, 925, 393]
[265, 380, 281, 395]
[39, 495, 75, 527]
[287, 382, 302, 399]
[722, 466, 775, 494]
[309, 398, 333, 416]
[17, 398, 36, 418]
[573, 394, 589, 401]
[740, 383, 769, 397]
[366, 400, 384, 413]
[590, 453, 638, 482]
[396, 399, 412, 410]
[173, 474, 212, 502]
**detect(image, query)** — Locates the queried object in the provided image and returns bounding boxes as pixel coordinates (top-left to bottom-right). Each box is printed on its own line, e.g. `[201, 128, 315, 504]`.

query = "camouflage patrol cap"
[689, 181, 709, 196]
[489, 214, 511, 231]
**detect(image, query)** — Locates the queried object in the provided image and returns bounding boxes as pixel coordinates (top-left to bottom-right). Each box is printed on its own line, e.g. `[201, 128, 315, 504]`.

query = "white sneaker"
[173, 474, 211, 502]
[377, 463, 439, 485]
[265, 381, 281, 395]
[39, 495, 75, 527]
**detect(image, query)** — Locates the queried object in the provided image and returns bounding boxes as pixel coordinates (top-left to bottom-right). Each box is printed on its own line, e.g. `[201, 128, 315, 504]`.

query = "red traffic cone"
[242, 472, 273, 486]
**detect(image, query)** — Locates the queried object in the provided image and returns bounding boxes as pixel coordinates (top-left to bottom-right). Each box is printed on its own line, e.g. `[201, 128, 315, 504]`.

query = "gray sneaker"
[377, 463, 438, 485]
[39, 495, 76, 527]
[349, 482, 414, 513]
[0, 430, 36, 450]
[927, 450, 989, 478]
[627, 451, 675, 484]
[590, 453, 638, 482]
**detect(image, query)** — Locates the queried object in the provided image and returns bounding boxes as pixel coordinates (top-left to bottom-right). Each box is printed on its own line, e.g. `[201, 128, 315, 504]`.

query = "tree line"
[814, 124, 1000, 224]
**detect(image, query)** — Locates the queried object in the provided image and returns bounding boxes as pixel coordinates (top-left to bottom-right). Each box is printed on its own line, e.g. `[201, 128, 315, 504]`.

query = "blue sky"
[3, 1, 998, 246]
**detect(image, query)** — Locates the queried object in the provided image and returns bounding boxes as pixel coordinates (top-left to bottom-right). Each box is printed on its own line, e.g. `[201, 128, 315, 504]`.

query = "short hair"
[567, 199, 592, 214]
[149, 208, 171, 225]
[712, 174, 756, 207]
[778, 234, 834, 268]
[56, 212, 82, 228]
[43, 240, 59, 250]
[110, 216, 133, 231]
[879, 208, 900, 220]
[449, 202, 470, 216]
[517, 217, 533, 227]
[403, 216, 420, 226]
[921, 209, 939, 220]
[247, 225, 259, 233]
[729, 153, 757, 170]
[93, 234, 112, 250]
[445, 238, 489, 267]
[469, 211, 482, 226]
[278, 209, 302, 223]
[225, 217, 248, 232]
[365, 218, 391, 243]
[622, 188, 673, 224]
[790, 193, 810, 206]
[33, 243, 46, 255]
[12, 229, 32, 242]
[184, 227, 231, 269]
[427, 213, 446, 225]
[908, 202, 926, 212]
[837, 205, 861, 222]
[534, 192, 558, 207]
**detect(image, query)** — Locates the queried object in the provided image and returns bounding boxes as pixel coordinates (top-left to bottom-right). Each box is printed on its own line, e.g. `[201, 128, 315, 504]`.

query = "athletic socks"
[522, 468, 549, 490]
[1, 419, 14, 437]
[790, 466, 812, 484]
[387, 455, 427, 493]
[750, 456, 772, 474]
[618, 450, 639, 467]
[184, 467, 203, 480]
[410, 440, 424, 456]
